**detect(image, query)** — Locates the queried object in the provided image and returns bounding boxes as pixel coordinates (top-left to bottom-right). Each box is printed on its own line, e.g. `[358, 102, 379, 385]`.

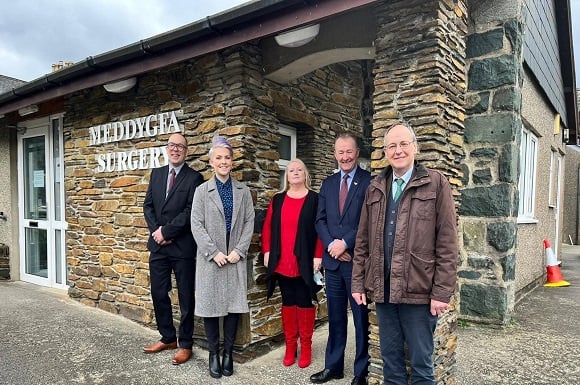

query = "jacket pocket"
[410, 191, 436, 220]
[406, 251, 435, 294]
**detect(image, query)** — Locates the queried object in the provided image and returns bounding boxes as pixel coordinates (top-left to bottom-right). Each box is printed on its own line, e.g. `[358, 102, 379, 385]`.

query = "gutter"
[0, 0, 377, 116]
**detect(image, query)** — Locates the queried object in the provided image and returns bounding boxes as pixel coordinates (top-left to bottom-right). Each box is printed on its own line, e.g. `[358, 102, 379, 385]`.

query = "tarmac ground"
[1, 245, 579, 385]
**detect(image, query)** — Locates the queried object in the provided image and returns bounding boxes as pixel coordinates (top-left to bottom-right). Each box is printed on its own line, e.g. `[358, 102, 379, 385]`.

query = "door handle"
[29, 221, 39, 228]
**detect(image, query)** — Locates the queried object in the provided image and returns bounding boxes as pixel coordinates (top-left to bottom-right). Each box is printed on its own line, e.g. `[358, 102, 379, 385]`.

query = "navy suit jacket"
[143, 164, 203, 259]
[316, 166, 372, 271]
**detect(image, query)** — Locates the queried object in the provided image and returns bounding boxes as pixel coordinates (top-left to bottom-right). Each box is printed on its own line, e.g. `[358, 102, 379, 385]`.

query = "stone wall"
[460, 0, 525, 324]
[63, 44, 367, 353]
[371, 0, 467, 384]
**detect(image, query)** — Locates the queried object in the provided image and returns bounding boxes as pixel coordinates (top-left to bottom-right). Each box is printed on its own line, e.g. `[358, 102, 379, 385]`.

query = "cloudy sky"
[0, 0, 579, 83]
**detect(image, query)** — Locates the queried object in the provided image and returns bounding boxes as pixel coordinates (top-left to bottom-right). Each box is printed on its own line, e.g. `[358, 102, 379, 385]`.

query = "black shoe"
[310, 369, 345, 383]
[351, 376, 367, 385]
[209, 352, 222, 379]
[222, 351, 233, 376]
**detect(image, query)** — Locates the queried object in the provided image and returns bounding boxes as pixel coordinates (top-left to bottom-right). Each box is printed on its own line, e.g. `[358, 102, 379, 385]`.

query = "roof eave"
[0, 0, 377, 116]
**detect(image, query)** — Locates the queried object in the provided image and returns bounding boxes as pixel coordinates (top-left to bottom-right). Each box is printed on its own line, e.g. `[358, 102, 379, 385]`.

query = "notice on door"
[33, 170, 45, 188]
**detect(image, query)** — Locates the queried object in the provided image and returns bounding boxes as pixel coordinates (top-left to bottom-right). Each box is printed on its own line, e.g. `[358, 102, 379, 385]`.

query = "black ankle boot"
[222, 350, 233, 376]
[209, 352, 222, 378]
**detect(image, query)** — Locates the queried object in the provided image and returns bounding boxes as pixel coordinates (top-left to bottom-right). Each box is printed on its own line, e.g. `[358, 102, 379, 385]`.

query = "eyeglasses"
[167, 142, 187, 152]
[385, 141, 414, 153]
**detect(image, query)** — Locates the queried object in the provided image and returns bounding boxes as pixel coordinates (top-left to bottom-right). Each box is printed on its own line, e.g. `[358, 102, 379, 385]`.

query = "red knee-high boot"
[281, 306, 298, 366]
[297, 306, 316, 368]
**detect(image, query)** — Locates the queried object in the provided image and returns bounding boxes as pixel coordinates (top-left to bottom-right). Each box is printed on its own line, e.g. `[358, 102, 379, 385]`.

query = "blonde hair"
[280, 158, 313, 192]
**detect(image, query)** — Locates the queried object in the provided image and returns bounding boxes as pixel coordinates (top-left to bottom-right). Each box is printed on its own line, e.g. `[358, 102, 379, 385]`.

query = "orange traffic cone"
[543, 239, 570, 287]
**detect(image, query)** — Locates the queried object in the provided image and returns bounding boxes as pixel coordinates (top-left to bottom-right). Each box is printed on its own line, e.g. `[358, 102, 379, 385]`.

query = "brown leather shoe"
[172, 348, 192, 365]
[143, 340, 177, 353]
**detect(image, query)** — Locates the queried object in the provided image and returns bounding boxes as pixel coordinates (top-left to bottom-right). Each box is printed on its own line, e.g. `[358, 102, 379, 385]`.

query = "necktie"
[393, 178, 404, 202]
[339, 173, 349, 214]
[167, 168, 176, 196]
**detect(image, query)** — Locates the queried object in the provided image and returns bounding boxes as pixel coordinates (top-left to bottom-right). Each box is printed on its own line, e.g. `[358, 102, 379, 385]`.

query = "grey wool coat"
[190, 176, 255, 317]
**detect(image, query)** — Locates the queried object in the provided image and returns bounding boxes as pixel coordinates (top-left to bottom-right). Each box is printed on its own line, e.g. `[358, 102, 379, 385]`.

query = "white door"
[18, 116, 67, 288]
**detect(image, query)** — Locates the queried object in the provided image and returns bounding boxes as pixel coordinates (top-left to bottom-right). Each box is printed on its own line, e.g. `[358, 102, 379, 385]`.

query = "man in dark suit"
[143, 133, 203, 365]
[311, 133, 372, 385]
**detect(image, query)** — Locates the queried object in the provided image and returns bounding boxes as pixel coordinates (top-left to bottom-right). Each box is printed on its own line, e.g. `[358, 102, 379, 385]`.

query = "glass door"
[18, 116, 67, 288]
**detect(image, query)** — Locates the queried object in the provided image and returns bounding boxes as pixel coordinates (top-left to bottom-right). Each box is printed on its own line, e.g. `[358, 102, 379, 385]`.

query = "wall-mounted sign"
[88, 110, 183, 173]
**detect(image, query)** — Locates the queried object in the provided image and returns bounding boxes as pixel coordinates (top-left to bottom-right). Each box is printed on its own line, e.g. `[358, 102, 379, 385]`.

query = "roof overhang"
[0, 0, 378, 117]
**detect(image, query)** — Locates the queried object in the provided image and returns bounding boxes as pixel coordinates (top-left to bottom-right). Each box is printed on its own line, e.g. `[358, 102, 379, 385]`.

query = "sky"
[0, 0, 579, 84]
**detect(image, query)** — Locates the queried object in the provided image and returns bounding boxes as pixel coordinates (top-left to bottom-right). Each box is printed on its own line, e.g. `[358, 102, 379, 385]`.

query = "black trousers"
[149, 254, 195, 349]
[204, 313, 240, 353]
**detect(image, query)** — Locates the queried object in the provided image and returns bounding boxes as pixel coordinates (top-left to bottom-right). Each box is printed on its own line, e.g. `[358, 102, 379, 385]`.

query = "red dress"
[262, 194, 323, 277]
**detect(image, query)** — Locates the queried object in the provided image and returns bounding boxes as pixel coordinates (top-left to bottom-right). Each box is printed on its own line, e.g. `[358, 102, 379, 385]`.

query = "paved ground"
[455, 244, 580, 385]
[1, 245, 579, 385]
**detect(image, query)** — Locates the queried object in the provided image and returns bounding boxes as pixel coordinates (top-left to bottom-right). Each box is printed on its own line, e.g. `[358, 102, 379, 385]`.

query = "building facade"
[0, 1, 577, 384]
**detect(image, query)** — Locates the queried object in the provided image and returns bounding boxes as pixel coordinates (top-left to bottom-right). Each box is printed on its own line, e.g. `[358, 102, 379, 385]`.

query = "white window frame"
[518, 125, 538, 223]
[276, 125, 297, 178]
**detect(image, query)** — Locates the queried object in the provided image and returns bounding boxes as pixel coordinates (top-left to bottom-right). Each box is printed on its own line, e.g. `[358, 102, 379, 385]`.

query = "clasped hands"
[213, 251, 240, 267]
[328, 239, 351, 262]
[152, 227, 172, 246]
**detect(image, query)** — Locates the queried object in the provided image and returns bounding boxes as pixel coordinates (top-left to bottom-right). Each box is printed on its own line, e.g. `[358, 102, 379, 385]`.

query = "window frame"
[276, 125, 297, 186]
[518, 125, 538, 223]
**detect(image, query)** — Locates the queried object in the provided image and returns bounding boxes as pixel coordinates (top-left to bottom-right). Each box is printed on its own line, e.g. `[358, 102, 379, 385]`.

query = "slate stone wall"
[460, 0, 525, 325]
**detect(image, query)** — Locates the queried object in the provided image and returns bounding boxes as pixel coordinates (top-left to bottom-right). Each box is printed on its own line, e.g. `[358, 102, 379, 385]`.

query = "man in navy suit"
[310, 133, 372, 385]
[143, 133, 203, 365]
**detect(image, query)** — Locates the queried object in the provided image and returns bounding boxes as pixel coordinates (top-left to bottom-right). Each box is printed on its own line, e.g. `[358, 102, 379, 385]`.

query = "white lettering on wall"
[90, 110, 181, 173]
[88, 110, 182, 145]
[95, 147, 168, 173]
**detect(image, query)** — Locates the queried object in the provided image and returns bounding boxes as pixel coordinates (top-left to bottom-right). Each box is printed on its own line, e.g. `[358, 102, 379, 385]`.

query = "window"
[277, 125, 296, 187]
[518, 126, 538, 222]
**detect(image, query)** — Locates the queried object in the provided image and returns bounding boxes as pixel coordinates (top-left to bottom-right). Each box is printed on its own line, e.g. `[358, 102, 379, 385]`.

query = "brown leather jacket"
[352, 162, 458, 305]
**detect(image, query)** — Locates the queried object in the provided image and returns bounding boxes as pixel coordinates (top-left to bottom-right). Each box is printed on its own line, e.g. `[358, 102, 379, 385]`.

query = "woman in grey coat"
[190, 135, 255, 379]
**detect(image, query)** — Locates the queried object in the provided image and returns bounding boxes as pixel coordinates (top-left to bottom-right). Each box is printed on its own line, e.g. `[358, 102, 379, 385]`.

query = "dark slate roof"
[0, 75, 25, 94]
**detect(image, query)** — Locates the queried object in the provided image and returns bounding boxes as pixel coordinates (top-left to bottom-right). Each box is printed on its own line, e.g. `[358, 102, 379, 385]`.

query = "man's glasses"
[167, 142, 187, 152]
[385, 141, 414, 154]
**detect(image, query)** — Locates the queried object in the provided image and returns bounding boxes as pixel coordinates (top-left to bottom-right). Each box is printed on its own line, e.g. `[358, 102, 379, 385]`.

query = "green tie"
[394, 178, 404, 202]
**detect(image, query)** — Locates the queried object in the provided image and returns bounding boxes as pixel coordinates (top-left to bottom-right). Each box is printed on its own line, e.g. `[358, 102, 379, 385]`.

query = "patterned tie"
[394, 178, 404, 202]
[167, 168, 176, 196]
[339, 173, 349, 214]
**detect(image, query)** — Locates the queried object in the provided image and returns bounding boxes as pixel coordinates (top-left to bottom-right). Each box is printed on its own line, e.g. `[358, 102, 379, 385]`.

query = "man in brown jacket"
[351, 122, 458, 385]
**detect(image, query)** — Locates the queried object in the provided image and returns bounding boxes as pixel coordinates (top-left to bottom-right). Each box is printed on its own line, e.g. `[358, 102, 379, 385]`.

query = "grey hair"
[384, 121, 417, 142]
[208, 135, 233, 159]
